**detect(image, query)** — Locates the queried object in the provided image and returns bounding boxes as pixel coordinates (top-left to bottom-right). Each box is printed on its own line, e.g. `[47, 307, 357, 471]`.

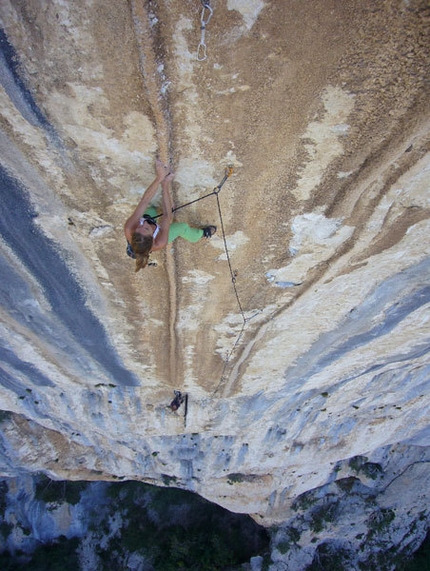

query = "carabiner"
[197, 42, 208, 61]
[201, 2, 213, 27]
[197, 2, 213, 61]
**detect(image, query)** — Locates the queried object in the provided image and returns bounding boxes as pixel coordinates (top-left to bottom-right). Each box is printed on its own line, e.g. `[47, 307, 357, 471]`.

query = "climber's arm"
[124, 159, 169, 241]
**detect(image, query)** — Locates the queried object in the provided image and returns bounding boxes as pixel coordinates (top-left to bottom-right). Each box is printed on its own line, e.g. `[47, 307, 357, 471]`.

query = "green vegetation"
[261, 553, 272, 571]
[367, 508, 396, 534]
[7, 474, 429, 571]
[348, 456, 383, 480]
[292, 489, 318, 511]
[34, 475, 87, 505]
[309, 503, 338, 534]
[361, 462, 383, 480]
[0, 410, 12, 422]
[98, 481, 269, 570]
[288, 526, 301, 544]
[0, 537, 80, 571]
[161, 474, 177, 486]
[0, 480, 8, 513]
[349, 455, 368, 473]
[1, 477, 270, 570]
[277, 540, 291, 554]
[335, 476, 359, 493]
[306, 541, 353, 571]
[150, 525, 237, 570]
[276, 529, 301, 555]
[227, 473, 245, 484]
[303, 531, 430, 571]
[0, 521, 13, 538]
[396, 532, 430, 571]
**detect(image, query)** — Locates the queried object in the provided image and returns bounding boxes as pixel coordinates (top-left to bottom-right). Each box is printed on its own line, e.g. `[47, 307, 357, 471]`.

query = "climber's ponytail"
[130, 233, 153, 273]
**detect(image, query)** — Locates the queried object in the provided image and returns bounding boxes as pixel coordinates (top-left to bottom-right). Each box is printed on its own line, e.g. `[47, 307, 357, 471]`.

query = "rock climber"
[169, 390, 185, 412]
[124, 159, 217, 272]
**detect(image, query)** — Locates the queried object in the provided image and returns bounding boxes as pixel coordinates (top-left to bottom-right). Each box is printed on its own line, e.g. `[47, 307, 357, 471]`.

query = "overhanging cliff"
[0, 0, 429, 561]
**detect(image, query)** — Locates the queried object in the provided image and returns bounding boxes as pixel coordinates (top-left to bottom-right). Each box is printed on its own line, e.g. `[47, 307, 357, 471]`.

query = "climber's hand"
[155, 159, 170, 180]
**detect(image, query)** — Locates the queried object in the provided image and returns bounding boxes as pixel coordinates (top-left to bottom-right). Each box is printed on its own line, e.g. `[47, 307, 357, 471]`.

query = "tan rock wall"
[0, 0, 429, 525]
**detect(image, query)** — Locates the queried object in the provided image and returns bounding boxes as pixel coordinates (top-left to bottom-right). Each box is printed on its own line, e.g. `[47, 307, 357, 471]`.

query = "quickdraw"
[197, 0, 213, 61]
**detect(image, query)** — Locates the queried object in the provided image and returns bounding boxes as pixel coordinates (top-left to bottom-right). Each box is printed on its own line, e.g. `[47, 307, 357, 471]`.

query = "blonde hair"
[131, 233, 153, 272]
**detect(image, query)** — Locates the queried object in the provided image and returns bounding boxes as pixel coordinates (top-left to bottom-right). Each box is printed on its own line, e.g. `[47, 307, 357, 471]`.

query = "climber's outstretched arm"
[124, 159, 169, 241]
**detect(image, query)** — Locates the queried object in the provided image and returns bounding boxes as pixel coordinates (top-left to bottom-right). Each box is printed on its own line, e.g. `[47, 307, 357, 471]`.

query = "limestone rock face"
[0, 0, 429, 564]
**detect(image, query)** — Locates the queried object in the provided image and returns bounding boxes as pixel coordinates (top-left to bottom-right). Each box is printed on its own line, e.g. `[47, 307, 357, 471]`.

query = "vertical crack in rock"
[130, 0, 178, 388]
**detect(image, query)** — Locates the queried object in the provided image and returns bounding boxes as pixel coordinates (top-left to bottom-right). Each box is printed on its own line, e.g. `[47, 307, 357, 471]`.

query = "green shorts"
[144, 207, 203, 244]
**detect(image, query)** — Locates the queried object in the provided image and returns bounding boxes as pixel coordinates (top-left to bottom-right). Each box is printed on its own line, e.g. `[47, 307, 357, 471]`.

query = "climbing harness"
[197, 0, 213, 61]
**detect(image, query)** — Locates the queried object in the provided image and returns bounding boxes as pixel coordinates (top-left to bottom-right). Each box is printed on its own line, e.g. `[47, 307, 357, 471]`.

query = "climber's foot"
[203, 225, 217, 238]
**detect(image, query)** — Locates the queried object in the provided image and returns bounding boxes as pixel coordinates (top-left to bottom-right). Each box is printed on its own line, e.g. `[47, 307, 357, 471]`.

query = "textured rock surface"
[0, 0, 429, 566]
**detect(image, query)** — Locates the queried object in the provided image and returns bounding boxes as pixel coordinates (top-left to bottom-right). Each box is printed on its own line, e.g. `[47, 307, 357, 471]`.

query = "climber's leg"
[168, 222, 204, 244]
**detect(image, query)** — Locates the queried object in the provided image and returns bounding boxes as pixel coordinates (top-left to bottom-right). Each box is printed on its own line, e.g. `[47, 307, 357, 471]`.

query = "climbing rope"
[213, 183, 246, 321]
[208, 169, 256, 391]
[153, 166, 245, 317]
[197, 0, 213, 61]
[154, 165, 252, 388]
[152, 166, 233, 219]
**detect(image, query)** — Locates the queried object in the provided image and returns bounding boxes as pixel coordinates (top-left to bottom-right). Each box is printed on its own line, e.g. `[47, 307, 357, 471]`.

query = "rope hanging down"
[153, 166, 245, 321]
[155, 166, 252, 387]
[213, 178, 246, 321]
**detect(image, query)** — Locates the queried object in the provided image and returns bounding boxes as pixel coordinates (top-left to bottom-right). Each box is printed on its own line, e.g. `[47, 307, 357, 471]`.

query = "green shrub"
[0, 521, 13, 538]
[277, 540, 291, 554]
[34, 476, 87, 505]
[0, 481, 8, 513]
[335, 476, 360, 493]
[396, 531, 430, 571]
[361, 462, 383, 480]
[227, 473, 245, 484]
[3, 479, 270, 571]
[7, 536, 80, 571]
[292, 490, 318, 511]
[261, 553, 272, 571]
[161, 474, 177, 486]
[0, 410, 12, 423]
[349, 455, 368, 473]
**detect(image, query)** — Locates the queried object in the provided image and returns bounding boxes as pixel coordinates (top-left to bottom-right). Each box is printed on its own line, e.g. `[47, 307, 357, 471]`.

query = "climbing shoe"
[203, 225, 217, 238]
